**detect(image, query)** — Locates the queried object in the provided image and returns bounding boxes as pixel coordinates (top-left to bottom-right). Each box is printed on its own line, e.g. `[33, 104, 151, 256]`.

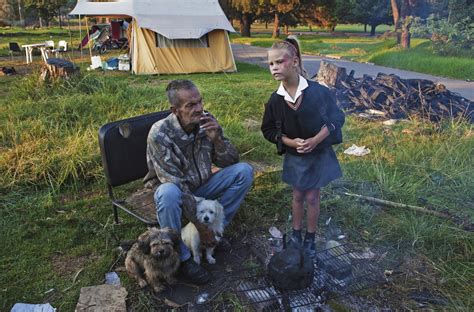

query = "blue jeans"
[154, 162, 254, 261]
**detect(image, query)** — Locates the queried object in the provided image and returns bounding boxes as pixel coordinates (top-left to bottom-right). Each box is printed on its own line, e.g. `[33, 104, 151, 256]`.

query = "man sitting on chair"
[144, 79, 254, 284]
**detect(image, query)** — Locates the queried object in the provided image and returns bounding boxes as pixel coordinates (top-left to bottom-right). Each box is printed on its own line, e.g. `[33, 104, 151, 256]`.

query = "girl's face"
[267, 48, 299, 82]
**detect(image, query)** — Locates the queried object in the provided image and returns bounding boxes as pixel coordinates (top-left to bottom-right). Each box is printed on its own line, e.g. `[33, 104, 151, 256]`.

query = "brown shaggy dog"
[125, 227, 180, 293]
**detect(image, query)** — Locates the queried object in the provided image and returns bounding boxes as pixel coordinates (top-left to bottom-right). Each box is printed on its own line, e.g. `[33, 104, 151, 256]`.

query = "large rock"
[75, 284, 127, 312]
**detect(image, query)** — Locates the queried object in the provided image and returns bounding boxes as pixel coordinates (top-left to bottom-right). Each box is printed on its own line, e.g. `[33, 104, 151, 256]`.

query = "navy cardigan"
[261, 80, 344, 155]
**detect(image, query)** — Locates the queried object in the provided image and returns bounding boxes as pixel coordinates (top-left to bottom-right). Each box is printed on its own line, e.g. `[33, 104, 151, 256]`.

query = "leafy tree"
[24, 0, 67, 26]
[226, 0, 262, 37]
[257, 0, 302, 38]
[297, 0, 338, 32]
[352, 0, 393, 35]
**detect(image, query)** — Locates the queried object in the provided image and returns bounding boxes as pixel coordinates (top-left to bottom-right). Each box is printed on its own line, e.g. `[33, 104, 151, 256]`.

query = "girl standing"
[261, 37, 344, 256]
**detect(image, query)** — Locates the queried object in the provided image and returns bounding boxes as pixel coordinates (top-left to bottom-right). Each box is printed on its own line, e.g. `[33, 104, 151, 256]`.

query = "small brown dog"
[125, 227, 180, 293]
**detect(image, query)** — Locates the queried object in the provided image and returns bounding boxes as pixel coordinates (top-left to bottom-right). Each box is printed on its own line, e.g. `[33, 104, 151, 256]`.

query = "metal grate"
[231, 242, 402, 310]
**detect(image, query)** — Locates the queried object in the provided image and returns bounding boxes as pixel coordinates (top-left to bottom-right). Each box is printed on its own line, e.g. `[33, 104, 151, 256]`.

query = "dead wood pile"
[316, 61, 473, 123]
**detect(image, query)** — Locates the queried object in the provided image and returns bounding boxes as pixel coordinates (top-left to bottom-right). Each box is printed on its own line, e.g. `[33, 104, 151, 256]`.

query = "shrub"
[411, 15, 473, 56]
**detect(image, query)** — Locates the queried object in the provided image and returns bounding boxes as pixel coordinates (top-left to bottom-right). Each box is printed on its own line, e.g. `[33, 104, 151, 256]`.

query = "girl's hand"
[296, 137, 319, 153]
[282, 136, 304, 149]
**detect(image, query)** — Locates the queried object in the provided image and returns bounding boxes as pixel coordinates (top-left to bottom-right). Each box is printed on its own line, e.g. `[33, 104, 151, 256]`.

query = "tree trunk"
[272, 12, 280, 39]
[17, 0, 24, 26]
[401, 28, 411, 48]
[58, 8, 62, 28]
[240, 13, 252, 37]
[364, 24, 367, 33]
[391, 0, 400, 31]
[401, 16, 412, 48]
[309, 24, 312, 32]
[370, 24, 376, 36]
[316, 61, 347, 88]
[284, 24, 289, 35]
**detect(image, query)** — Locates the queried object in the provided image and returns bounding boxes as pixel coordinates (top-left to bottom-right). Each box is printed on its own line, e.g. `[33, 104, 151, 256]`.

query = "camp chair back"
[44, 40, 55, 50]
[8, 42, 22, 60]
[98, 110, 171, 225]
[54, 40, 68, 57]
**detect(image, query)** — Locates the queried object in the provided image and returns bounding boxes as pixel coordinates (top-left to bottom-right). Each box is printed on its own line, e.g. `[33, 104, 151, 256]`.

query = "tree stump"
[316, 61, 347, 88]
[39, 58, 79, 82]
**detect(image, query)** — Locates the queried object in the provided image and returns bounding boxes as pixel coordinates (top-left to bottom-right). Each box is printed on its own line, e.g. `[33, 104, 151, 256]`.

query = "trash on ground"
[344, 144, 371, 156]
[105, 271, 121, 285]
[196, 292, 210, 304]
[269, 226, 283, 238]
[382, 119, 402, 126]
[11, 303, 56, 312]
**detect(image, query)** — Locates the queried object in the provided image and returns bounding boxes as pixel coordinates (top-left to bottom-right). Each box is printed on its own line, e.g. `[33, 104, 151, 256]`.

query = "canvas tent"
[70, 0, 237, 74]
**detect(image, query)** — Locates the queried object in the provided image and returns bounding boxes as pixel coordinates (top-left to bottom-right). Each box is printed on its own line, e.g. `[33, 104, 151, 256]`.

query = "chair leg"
[113, 204, 120, 224]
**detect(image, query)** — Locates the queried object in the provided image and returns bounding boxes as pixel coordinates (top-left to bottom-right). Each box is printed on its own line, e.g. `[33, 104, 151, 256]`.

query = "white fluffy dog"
[181, 196, 224, 264]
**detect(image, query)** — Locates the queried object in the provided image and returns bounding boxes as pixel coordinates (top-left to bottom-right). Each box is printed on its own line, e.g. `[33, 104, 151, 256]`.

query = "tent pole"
[79, 15, 83, 58]
[85, 17, 93, 58]
[67, 14, 72, 56]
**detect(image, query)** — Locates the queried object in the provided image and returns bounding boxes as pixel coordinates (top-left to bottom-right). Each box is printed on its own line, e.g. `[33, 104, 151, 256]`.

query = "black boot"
[303, 232, 316, 258]
[287, 229, 302, 249]
[179, 258, 210, 285]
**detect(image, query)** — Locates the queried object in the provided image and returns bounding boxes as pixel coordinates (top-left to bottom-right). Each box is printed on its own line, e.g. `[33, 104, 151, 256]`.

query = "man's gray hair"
[166, 80, 197, 107]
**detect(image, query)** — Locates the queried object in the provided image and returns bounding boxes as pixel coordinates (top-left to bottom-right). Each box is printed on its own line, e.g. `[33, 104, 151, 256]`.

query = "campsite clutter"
[316, 61, 473, 124]
[70, 0, 236, 75]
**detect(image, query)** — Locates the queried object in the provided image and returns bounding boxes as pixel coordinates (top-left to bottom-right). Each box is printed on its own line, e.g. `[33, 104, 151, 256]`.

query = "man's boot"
[179, 258, 210, 284]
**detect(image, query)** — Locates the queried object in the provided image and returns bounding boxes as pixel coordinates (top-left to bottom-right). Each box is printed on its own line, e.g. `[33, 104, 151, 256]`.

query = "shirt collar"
[276, 75, 308, 103]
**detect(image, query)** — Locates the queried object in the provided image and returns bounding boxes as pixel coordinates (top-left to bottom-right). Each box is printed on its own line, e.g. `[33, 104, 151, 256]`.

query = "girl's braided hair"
[270, 36, 308, 78]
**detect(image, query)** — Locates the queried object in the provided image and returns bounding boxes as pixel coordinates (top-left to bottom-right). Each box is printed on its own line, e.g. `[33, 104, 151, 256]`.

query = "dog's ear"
[194, 196, 205, 204]
[137, 229, 152, 254]
[162, 227, 180, 247]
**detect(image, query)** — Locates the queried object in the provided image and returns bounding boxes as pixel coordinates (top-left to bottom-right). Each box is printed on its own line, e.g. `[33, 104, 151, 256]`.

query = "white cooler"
[118, 54, 130, 71]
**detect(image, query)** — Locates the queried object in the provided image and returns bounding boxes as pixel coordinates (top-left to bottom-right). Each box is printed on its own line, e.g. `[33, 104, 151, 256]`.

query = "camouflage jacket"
[144, 113, 239, 223]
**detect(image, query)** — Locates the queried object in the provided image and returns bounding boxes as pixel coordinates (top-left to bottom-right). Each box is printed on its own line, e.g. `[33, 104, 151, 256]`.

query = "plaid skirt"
[282, 147, 342, 190]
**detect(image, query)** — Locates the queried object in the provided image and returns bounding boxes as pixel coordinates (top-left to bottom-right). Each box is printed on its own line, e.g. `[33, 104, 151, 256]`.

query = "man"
[144, 80, 254, 284]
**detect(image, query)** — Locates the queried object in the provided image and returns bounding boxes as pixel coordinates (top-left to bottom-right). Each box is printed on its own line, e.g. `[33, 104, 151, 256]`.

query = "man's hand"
[195, 223, 218, 247]
[200, 113, 222, 143]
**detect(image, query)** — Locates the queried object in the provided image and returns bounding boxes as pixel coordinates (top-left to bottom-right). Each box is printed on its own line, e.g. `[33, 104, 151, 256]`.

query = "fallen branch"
[343, 192, 450, 219]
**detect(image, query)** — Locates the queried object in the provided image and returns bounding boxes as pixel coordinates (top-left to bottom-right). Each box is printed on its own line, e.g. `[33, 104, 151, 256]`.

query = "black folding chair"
[98, 110, 171, 225]
[9, 42, 22, 60]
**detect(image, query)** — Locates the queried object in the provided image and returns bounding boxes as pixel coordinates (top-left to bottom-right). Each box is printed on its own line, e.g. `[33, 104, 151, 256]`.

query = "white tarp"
[69, 0, 234, 39]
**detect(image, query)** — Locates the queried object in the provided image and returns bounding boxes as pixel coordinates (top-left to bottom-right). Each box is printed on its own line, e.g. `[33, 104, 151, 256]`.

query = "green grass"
[0, 26, 86, 57]
[369, 41, 474, 80]
[249, 23, 394, 34]
[0, 60, 473, 310]
[231, 33, 473, 80]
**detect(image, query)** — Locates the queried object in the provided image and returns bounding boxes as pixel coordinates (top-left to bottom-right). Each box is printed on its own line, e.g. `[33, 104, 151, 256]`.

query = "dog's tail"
[118, 239, 136, 253]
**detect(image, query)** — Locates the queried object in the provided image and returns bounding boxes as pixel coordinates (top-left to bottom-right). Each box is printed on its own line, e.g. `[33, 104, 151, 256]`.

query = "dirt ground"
[117, 224, 450, 312]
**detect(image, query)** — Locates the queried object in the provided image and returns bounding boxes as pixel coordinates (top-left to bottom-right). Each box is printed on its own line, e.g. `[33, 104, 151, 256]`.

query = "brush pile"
[316, 61, 473, 123]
